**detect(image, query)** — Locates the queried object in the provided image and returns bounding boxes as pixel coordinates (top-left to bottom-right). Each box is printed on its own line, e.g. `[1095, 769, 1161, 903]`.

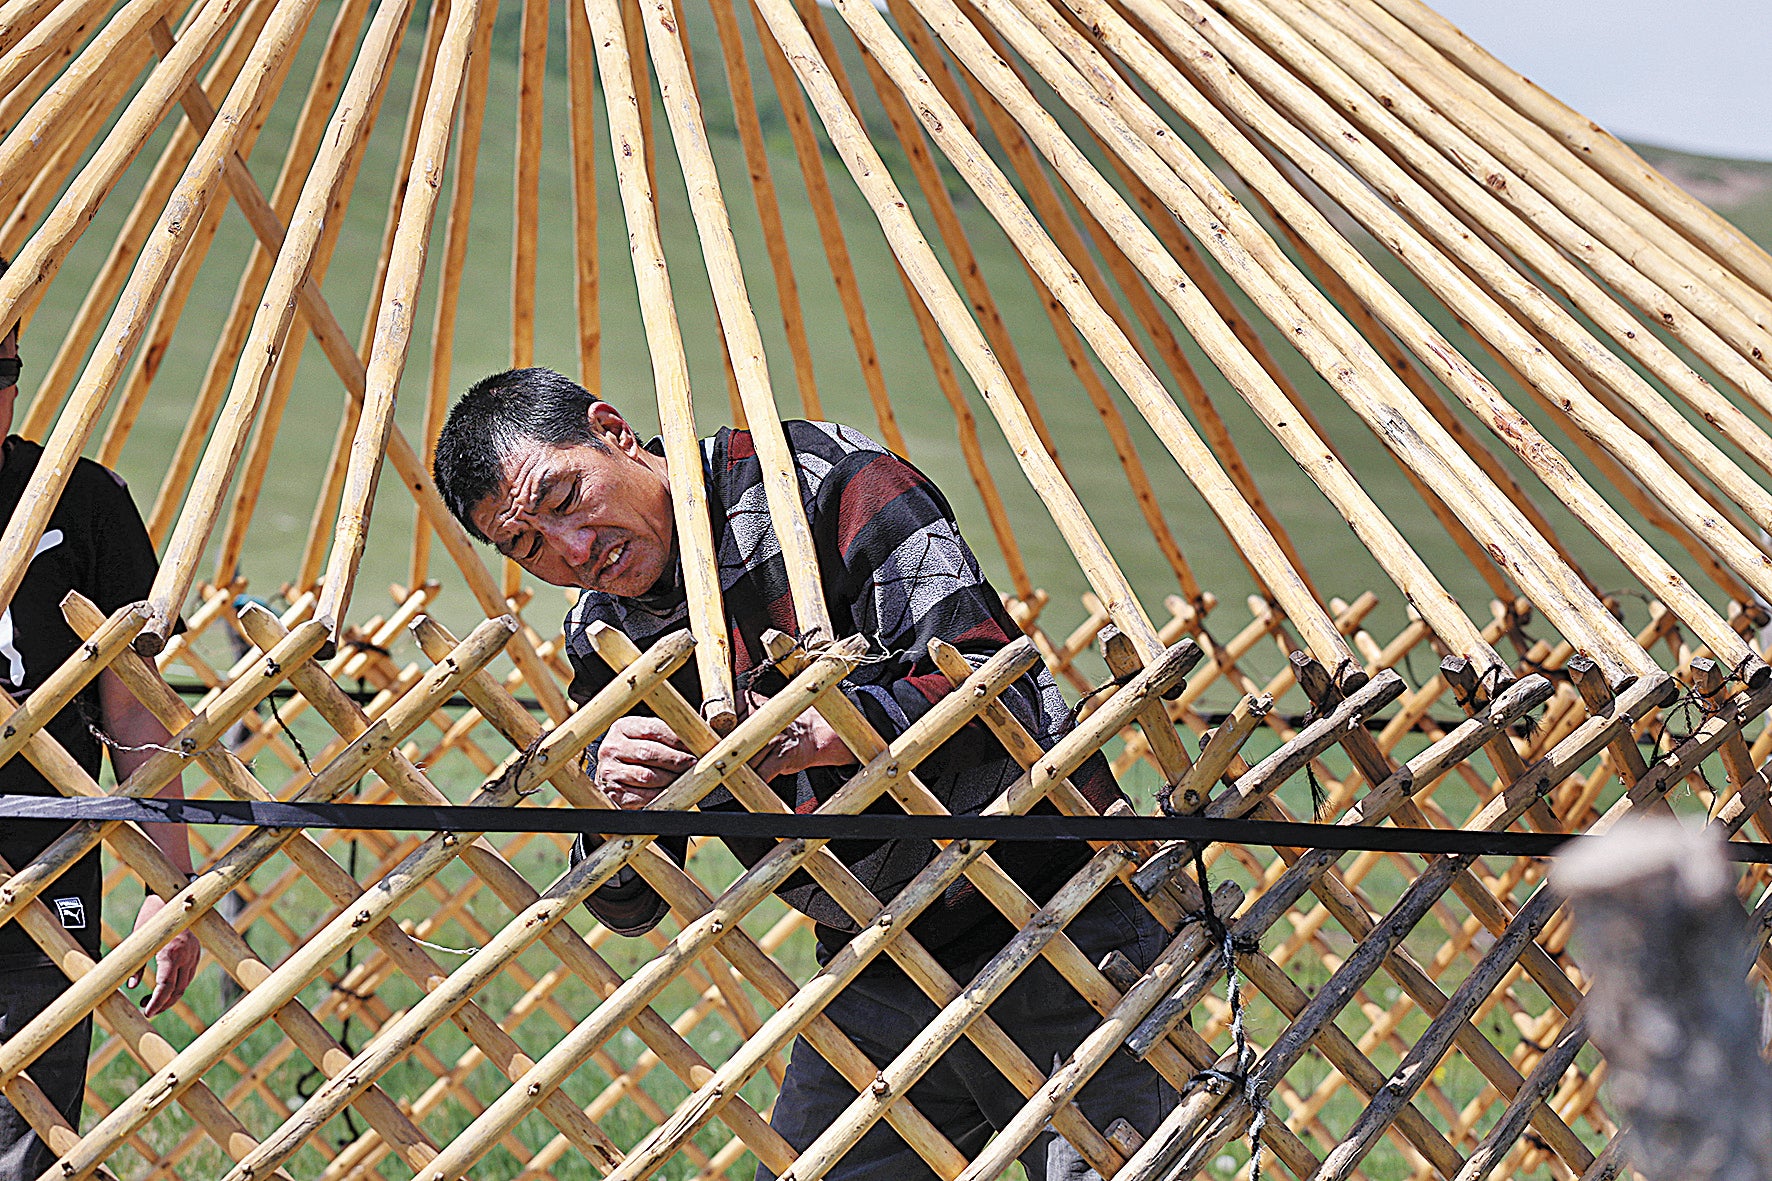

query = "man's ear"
[587, 401, 641, 455]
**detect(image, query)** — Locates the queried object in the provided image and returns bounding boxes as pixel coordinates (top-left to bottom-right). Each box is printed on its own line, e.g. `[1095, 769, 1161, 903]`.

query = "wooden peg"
[1444, 654, 1560, 831]
[1102, 625, 1194, 801]
[1570, 654, 1650, 785]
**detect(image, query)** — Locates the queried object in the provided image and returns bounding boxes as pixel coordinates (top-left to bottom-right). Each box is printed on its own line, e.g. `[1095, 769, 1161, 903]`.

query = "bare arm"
[99, 668, 198, 1014]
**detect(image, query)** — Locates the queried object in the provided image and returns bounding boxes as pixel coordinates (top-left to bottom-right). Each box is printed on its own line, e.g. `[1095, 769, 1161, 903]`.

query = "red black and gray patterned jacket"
[563, 421, 1125, 961]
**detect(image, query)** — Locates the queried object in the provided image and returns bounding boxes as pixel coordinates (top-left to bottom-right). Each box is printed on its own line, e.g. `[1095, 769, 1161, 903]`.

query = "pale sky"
[1429, 0, 1772, 161]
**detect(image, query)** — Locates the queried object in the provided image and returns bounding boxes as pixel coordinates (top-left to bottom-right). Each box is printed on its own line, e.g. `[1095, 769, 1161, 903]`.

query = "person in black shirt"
[0, 261, 199, 1180]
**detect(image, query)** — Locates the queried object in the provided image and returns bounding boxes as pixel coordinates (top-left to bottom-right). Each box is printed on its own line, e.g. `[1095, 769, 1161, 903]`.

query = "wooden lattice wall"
[2, 0, 1772, 1176]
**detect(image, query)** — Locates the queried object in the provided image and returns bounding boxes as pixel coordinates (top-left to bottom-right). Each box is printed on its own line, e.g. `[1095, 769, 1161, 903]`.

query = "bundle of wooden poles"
[2, 0, 1772, 1174]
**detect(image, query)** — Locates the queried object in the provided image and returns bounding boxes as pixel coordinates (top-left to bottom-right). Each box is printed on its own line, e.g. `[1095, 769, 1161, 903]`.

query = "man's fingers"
[603, 737, 696, 772]
[607, 784, 665, 809]
[608, 716, 692, 751]
[600, 762, 680, 792]
[636, 741, 696, 771]
[142, 939, 200, 1016]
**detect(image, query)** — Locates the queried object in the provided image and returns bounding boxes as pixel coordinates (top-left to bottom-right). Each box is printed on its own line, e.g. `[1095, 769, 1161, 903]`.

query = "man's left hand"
[747, 693, 856, 780]
[127, 895, 201, 1017]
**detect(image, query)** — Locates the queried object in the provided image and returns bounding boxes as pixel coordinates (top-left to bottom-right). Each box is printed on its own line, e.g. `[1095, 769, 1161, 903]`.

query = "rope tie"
[1652, 679, 1723, 816]
[1299, 699, 1329, 821]
[1189, 845, 1267, 1181]
[487, 732, 549, 799]
[265, 690, 313, 774]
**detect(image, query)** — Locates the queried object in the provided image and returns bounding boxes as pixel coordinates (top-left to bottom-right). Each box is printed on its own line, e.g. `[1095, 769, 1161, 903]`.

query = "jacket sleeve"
[813, 447, 1058, 768]
[563, 598, 686, 937]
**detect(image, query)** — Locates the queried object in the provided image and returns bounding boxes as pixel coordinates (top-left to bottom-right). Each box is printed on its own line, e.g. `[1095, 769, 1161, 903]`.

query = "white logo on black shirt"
[0, 528, 64, 686]
[53, 896, 85, 930]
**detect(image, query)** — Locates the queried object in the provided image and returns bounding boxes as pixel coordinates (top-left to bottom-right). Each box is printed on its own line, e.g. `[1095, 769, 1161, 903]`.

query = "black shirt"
[0, 437, 162, 967]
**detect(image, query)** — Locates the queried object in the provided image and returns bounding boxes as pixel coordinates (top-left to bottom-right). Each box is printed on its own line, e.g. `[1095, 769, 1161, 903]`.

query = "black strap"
[6, 794, 1769, 862]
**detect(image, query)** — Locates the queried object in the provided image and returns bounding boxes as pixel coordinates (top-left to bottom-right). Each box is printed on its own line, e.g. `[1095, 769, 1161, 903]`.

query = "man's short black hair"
[433, 367, 610, 541]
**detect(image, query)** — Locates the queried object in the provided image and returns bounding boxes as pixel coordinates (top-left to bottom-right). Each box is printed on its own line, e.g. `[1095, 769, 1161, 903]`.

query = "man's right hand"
[595, 716, 695, 808]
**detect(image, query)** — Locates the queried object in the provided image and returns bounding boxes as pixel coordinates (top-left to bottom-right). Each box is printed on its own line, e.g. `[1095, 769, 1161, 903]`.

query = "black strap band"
[5, 794, 1767, 862]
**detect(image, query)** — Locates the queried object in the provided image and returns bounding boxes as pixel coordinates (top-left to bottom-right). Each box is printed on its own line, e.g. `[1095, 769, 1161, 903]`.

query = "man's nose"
[545, 522, 596, 567]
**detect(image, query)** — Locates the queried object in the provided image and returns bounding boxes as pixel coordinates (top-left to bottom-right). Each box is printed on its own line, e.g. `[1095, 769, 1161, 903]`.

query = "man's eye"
[554, 484, 578, 513]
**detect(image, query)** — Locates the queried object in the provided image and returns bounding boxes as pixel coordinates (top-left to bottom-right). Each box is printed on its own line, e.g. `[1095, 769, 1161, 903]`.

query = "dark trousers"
[0, 965, 90, 1181]
[757, 885, 1176, 1181]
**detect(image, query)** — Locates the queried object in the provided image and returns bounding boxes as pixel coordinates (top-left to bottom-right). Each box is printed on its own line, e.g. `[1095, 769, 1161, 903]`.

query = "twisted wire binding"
[736, 626, 899, 697]
[79, 694, 189, 759]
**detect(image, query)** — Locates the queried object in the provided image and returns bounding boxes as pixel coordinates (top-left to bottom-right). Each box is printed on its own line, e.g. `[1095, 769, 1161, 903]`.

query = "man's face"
[469, 404, 675, 594]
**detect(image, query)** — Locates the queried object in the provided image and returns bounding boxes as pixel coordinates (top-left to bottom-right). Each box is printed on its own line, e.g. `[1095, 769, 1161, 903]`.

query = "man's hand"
[745, 692, 855, 781]
[596, 716, 696, 808]
[126, 895, 200, 1017]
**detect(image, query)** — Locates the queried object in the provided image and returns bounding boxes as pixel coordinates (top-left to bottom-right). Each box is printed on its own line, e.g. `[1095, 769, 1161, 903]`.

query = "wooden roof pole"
[0, 0, 320, 630]
[584, 0, 737, 727]
[1068, 191, 1297, 600]
[1369, 0, 1772, 304]
[837, 0, 1069, 478]
[750, 1, 905, 453]
[707, 0, 822, 419]
[757, 0, 1036, 601]
[0, 0, 190, 192]
[1067, 0, 1709, 682]
[413, 0, 497, 590]
[1063, 140, 1325, 598]
[1460, 324, 1756, 605]
[216, 0, 447, 589]
[315, 0, 485, 633]
[300, 0, 455, 596]
[1282, 0, 1772, 376]
[4, 36, 159, 370]
[566, 0, 600, 385]
[0, 0, 122, 109]
[999, 0, 1660, 677]
[864, 0, 1486, 677]
[79, 0, 294, 460]
[511, 0, 546, 370]
[1253, 0, 1772, 491]
[0, 40, 149, 298]
[0, 0, 242, 333]
[141, 0, 355, 545]
[136, 0, 413, 646]
[902, 3, 1202, 601]
[148, 5, 569, 722]
[755, 0, 1173, 664]
[902, 269, 1040, 602]
[639, 0, 838, 645]
[1340, 0, 1772, 336]
[1232, 166, 1519, 602]
[621, 0, 656, 190]
[1165, 61, 1577, 591]
[672, 0, 755, 448]
[1148, 0, 1760, 677]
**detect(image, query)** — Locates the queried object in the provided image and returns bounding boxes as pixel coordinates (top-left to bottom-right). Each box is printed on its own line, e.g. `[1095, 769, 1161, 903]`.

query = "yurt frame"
[1, 0, 1772, 1176]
